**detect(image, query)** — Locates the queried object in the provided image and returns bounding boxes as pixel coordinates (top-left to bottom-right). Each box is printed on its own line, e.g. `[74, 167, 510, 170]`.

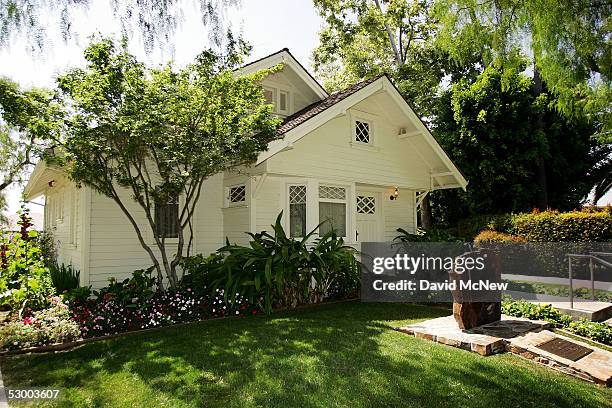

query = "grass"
[504, 279, 612, 303]
[1, 302, 611, 408]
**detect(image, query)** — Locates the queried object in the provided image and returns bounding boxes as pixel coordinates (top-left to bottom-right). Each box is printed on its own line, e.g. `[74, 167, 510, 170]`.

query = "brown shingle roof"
[277, 74, 385, 135]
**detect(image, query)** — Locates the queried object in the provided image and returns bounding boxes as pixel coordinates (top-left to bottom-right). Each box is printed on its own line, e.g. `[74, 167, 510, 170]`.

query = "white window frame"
[287, 183, 308, 239]
[349, 110, 379, 151]
[263, 86, 276, 107]
[318, 183, 349, 238]
[225, 183, 248, 208]
[278, 89, 290, 115]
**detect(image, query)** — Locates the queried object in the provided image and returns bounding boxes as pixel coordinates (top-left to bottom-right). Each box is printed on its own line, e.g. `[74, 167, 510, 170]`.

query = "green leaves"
[208, 211, 360, 314]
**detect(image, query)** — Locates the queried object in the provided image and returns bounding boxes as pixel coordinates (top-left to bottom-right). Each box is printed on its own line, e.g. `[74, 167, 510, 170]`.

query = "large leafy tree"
[313, 0, 449, 117]
[52, 38, 281, 287]
[0, 78, 61, 197]
[431, 63, 610, 223]
[434, 0, 611, 143]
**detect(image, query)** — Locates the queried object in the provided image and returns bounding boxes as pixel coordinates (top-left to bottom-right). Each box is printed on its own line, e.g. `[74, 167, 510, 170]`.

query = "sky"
[0, 0, 324, 217]
[1, 0, 610, 219]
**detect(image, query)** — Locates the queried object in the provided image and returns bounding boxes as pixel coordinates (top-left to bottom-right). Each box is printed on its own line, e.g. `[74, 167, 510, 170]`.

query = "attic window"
[278, 90, 289, 114]
[264, 87, 275, 105]
[228, 185, 246, 205]
[355, 120, 371, 144]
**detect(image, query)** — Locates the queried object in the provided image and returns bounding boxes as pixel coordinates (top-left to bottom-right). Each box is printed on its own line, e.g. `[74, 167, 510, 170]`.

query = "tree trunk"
[533, 64, 549, 210]
[420, 195, 433, 229]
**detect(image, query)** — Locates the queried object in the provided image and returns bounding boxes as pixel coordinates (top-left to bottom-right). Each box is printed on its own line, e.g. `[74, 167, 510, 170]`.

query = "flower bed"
[71, 287, 257, 339]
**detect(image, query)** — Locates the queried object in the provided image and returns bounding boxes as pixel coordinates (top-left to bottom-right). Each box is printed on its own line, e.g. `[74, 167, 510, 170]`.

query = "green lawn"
[2, 302, 611, 408]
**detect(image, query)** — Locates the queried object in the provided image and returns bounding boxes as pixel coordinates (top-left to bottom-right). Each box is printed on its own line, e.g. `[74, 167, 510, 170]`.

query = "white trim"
[237, 50, 328, 99]
[80, 186, 91, 287]
[256, 76, 467, 190]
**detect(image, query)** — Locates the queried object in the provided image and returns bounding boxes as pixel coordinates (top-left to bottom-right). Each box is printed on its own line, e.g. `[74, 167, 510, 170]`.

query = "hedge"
[458, 208, 612, 242]
[511, 210, 612, 242]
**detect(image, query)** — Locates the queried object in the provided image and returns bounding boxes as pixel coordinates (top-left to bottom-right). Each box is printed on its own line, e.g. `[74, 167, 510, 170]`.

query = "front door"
[356, 191, 382, 243]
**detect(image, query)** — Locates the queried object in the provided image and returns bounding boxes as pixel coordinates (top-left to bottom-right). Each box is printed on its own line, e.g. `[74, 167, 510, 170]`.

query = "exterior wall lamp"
[389, 187, 399, 200]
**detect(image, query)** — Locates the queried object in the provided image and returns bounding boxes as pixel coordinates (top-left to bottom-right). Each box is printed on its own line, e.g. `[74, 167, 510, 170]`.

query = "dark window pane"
[289, 203, 306, 238]
[155, 201, 179, 238]
[319, 202, 346, 237]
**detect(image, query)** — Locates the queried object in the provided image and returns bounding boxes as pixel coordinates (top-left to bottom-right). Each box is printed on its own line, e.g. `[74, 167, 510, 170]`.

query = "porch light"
[390, 187, 399, 200]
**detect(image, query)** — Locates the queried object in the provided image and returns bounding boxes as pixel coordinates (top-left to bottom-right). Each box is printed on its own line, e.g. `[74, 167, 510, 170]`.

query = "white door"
[356, 191, 383, 243]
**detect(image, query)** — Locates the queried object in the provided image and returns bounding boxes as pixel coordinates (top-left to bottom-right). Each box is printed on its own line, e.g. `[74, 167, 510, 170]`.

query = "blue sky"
[0, 0, 324, 214]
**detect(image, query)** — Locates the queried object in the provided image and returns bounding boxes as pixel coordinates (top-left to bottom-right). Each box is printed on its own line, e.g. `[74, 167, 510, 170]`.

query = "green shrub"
[180, 253, 224, 295]
[210, 212, 360, 313]
[456, 214, 513, 241]
[502, 299, 612, 345]
[50, 263, 80, 292]
[93, 267, 157, 306]
[0, 209, 54, 314]
[0, 296, 81, 350]
[473, 230, 526, 244]
[511, 210, 612, 242]
[394, 227, 462, 242]
[62, 286, 92, 305]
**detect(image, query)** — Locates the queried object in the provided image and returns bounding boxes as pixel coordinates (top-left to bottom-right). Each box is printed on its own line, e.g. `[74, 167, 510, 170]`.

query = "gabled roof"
[278, 74, 384, 135]
[258, 74, 468, 190]
[237, 48, 328, 100]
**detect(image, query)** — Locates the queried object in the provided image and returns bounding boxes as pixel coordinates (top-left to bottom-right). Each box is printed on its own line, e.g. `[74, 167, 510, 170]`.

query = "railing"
[566, 252, 612, 308]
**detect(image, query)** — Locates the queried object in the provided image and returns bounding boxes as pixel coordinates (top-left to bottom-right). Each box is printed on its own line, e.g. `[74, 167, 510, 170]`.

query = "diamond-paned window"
[289, 185, 307, 204]
[357, 196, 376, 214]
[229, 185, 246, 203]
[355, 120, 370, 144]
[319, 185, 346, 200]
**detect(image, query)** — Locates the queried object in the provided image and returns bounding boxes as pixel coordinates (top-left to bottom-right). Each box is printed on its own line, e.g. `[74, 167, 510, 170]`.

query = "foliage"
[52, 37, 282, 288]
[70, 283, 256, 339]
[93, 268, 158, 308]
[0, 0, 239, 53]
[209, 212, 360, 313]
[502, 299, 612, 345]
[0, 207, 54, 314]
[473, 230, 526, 244]
[0, 78, 61, 194]
[394, 227, 462, 242]
[179, 253, 225, 296]
[431, 63, 610, 223]
[62, 285, 92, 305]
[49, 263, 80, 293]
[312, 0, 448, 118]
[511, 210, 612, 242]
[34, 230, 57, 268]
[434, 0, 612, 143]
[455, 214, 514, 241]
[0, 296, 80, 350]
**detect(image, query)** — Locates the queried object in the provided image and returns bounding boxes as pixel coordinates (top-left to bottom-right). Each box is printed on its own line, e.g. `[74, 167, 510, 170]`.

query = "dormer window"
[278, 90, 289, 115]
[263, 86, 290, 115]
[355, 120, 371, 144]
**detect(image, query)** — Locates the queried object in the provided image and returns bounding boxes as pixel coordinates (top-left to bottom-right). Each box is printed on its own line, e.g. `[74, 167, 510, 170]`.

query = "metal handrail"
[566, 252, 612, 308]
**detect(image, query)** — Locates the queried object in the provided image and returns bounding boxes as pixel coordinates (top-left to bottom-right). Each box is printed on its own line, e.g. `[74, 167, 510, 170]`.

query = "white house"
[24, 49, 467, 288]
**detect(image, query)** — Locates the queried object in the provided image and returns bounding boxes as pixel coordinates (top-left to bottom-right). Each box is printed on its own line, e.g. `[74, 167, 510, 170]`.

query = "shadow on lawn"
[1, 302, 610, 408]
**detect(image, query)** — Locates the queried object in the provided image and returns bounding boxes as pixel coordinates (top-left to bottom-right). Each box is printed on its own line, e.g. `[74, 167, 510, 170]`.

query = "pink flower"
[23, 316, 35, 325]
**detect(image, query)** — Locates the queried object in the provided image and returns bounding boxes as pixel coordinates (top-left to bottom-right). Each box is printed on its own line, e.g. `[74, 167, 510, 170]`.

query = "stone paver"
[397, 315, 549, 356]
[398, 315, 611, 386]
[508, 330, 612, 386]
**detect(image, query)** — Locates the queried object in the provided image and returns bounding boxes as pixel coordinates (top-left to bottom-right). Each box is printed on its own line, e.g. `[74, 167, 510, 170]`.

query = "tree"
[0, 0, 240, 52]
[313, 0, 448, 117]
[434, 0, 611, 143]
[52, 38, 281, 288]
[312, 0, 467, 228]
[0, 78, 60, 195]
[430, 63, 610, 224]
